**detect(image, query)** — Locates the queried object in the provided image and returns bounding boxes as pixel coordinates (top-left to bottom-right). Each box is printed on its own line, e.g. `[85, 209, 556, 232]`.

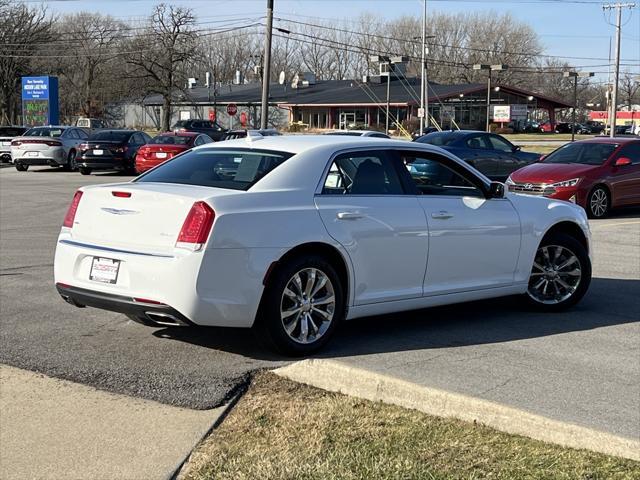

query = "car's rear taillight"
[176, 201, 215, 251]
[45, 140, 62, 147]
[11, 140, 21, 146]
[63, 190, 83, 228]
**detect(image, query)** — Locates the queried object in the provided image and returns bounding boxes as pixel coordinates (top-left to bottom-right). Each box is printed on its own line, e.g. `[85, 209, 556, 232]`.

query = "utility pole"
[419, 0, 427, 135]
[260, 0, 274, 130]
[603, 2, 635, 137]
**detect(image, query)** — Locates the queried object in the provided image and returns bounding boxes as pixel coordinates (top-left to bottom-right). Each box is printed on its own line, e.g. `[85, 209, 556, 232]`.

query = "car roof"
[575, 136, 639, 144]
[199, 134, 415, 154]
[159, 131, 199, 137]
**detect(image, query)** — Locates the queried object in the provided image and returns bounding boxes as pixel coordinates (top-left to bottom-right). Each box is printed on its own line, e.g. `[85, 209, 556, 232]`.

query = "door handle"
[336, 211, 364, 220]
[431, 211, 453, 220]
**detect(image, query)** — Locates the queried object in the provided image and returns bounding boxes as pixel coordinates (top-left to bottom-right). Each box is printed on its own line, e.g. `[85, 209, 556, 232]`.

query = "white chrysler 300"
[54, 134, 592, 355]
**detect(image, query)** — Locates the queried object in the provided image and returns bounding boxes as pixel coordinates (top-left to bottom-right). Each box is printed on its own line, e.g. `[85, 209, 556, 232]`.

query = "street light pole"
[419, 0, 427, 135]
[486, 70, 492, 132]
[564, 71, 594, 142]
[260, 0, 274, 130]
[386, 62, 391, 135]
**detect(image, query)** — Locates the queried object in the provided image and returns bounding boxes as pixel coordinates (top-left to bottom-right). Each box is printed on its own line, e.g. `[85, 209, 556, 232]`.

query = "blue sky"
[33, 0, 640, 80]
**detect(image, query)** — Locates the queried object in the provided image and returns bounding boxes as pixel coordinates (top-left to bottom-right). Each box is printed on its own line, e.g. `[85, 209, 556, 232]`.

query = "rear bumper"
[18, 157, 63, 166]
[56, 283, 193, 327]
[79, 156, 127, 170]
[54, 234, 280, 328]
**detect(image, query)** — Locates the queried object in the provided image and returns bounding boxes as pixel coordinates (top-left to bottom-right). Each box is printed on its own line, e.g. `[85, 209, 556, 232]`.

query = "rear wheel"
[79, 167, 92, 175]
[524, 233, 591, 311]
[586, 186, 609, 219]
[255, 255, 345, 356]
[15, 162, 28, 172]
[65, 150, 77, 171]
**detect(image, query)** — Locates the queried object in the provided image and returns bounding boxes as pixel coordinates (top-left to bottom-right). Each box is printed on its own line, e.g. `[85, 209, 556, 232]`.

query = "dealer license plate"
[93, 149, 103, 155]
[90, 257, 120, 284]
[156, 152, 167, 159]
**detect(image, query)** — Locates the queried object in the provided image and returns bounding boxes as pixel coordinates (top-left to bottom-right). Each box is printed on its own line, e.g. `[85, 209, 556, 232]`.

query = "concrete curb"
[274, 359, 640, 461]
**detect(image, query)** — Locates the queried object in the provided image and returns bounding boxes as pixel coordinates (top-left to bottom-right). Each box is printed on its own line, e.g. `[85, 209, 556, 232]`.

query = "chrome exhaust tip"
[145, 312, 188, 327]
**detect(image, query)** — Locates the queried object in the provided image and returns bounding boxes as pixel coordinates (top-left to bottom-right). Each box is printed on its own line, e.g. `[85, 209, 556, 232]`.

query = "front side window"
[322, 151, 404, 195]
[615, 143, 640, 165]
[400, 152, 484, 197]
[136, 148, 293, 190]
[487, 135, 514, 152]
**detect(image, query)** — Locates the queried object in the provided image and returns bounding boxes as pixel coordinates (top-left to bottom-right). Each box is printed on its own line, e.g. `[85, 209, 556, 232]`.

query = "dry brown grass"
[179, 373, 639, 480]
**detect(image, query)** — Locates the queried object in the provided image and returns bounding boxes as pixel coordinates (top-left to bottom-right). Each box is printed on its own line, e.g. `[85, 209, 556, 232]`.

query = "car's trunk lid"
[70, 182, 241, 253]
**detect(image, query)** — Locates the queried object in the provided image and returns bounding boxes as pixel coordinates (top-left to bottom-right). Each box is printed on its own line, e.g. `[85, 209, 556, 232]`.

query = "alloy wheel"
[527, 245, 582, 305]
[280, 268, 336, 344]
[589, 188, 608, 218]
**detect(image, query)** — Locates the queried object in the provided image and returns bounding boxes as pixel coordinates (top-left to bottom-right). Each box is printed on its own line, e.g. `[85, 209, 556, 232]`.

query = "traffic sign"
[227, 103, 238, 116]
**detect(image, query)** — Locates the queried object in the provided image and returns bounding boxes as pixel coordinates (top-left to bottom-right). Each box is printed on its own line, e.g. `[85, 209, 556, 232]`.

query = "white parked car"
[54, 135, 592, 355]
[11, 126, 89, 171]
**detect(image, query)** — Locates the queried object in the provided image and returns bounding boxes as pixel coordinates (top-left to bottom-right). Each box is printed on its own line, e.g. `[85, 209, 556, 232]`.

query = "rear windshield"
[89, 131, 131, 142]
[135, 148, 294, 190]
[544, 142, 618, 165]
[416, 132, 459, 146]
[25, 127, 64, 137]
[150, 135, 192, 145]
[0, 127, 27, 137]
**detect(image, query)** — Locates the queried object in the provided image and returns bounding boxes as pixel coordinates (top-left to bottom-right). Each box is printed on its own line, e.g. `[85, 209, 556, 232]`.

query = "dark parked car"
[554, 122, 572, 134]
[0, 126, 28, 162]
[78, 130, 151, 175]
[221, 129, 282, 140]
[414, 130, 541, 180]
[171, 119, 227, 141]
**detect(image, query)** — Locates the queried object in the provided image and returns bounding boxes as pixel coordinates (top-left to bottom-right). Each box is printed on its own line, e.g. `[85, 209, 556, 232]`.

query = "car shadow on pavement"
[154, 277, 639, 360]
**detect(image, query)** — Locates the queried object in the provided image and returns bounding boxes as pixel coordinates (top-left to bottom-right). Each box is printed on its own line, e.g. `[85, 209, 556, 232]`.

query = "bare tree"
[125, 3, 199, 130]
[0, 0, 54, 125]
[619, 71, 640, 109]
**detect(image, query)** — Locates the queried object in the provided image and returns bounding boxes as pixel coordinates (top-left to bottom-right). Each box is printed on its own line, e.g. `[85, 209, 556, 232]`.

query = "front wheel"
[15, 162, 28, 171]
[586, 186, 609, 219]
[79, 167, 92, 175]
[525, 233, 591, 311]
[255, 255, 345, 356]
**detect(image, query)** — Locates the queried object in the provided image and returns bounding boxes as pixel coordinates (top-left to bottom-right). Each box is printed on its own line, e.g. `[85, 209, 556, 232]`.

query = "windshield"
[544, 143, 618, 165]
[25, 128, 64, 138]
[89, 131, 131, 142]
[416, 132, 459, 146]
[135, 148, 294, 190]
[150, 135, 192, 145]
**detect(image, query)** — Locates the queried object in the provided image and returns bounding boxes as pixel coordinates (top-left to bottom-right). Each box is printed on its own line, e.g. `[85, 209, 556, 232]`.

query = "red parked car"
[507, 137, 640, 218]
[135, 132, 213, 174]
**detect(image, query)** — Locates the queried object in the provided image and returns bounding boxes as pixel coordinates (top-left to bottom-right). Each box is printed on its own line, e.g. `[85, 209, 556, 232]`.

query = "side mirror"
[539, 154, 547, 162]
[513, 145, 522, 152]
[488, 181, 505, 199]
[615, 157, 632, 167]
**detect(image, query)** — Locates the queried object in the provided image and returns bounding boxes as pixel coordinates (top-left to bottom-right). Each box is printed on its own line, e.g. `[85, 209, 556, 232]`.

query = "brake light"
[45, 140, 62, 147]
[11, 140, 21, 146]
[112, 191, 131, 198]
[176, 201, 215, 251]
[63, 190, 83, 228]
[133, 297, 166, 305]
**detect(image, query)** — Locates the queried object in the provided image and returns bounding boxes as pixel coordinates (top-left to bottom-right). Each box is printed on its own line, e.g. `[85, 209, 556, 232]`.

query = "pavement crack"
[0, 263, 54, 272]
[480, 378, 513, 395]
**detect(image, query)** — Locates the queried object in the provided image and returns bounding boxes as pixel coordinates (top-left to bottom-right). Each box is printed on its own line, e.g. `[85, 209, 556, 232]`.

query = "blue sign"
[21, 76, 59, 125]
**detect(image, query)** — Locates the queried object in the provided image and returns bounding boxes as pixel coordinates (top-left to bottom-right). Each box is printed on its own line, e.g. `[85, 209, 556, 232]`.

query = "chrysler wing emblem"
[101, 207, 140, 215]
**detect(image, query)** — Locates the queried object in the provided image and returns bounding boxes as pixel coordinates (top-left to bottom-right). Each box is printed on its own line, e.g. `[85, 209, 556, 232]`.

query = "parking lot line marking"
[591, 221, 640, 229]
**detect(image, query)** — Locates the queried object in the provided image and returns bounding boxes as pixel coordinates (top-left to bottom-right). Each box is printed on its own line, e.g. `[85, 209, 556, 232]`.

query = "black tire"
[586, 186, 610, 219]
[524, 232, 591, 312]
[65, 150, 77, 171]
[79, 167, 92, 175]
[15, 162, 28, 172]
[254, 255, 345, 356]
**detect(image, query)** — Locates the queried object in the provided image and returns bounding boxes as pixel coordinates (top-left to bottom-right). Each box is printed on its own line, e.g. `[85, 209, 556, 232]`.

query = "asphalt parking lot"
[0, 166, 638, 440]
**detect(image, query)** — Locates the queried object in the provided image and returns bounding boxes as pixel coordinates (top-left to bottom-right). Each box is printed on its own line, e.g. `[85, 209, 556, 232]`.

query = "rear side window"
[135, 148, 294, 190]
[416, 132, 459, 146]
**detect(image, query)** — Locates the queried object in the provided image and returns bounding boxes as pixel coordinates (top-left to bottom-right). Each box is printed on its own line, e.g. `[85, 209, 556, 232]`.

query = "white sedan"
[54, 135, 592, 355]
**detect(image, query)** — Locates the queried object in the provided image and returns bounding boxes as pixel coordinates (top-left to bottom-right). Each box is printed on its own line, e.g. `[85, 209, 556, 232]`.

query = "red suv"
[507, 137, 640, 218]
